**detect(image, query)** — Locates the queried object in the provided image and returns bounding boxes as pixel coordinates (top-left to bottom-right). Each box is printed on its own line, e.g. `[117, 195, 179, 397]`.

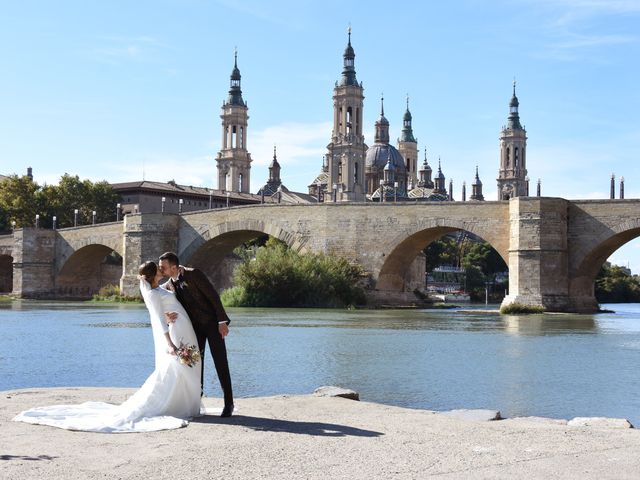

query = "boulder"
[313, 386, 360, 401]
[440, 409, 502, 421]
[568, 417, 634, 429]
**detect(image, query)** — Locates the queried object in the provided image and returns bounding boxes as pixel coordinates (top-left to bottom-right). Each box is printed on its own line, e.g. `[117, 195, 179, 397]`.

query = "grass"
[500, 302, 546, 314]
[90, 284, 142, 303]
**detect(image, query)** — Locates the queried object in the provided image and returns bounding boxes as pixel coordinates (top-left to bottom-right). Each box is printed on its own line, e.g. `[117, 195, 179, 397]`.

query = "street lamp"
[332, 183, 337, 203]
[226, 192, 230, 208]
[74, 209, 78, 227]
[116, 203, 121, 221]
[379, 180, 384, 203]
[394, 181, 399, 203]
[11, 220, 16, 231]
[35, 214, 40, 228]
[178, 198, 184, 214]
[161, 197, 166, 214]
[52, 216, 57, 230]
[92, 210, 96, 225]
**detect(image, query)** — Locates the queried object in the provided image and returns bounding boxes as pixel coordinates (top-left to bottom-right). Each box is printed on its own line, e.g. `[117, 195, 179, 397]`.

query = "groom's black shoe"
[221, 403, 234, 418]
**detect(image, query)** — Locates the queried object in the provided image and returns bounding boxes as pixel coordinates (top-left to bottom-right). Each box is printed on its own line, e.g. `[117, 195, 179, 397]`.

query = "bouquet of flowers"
[175, 342, 201, 368]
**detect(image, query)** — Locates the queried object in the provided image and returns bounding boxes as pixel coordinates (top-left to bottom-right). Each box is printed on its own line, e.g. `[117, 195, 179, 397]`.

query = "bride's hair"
[139, 261, 157, 284]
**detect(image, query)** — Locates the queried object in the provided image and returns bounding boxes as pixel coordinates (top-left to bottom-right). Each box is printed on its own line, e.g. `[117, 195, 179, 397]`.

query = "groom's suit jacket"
[165, 267, 230, 328]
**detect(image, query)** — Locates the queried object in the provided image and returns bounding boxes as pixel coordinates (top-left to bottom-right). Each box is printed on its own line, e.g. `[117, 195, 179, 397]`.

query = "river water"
[1, 300, 639, 424]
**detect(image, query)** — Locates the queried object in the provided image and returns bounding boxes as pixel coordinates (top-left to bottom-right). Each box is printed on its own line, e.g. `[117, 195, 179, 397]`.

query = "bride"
[13, 261, 202, 432]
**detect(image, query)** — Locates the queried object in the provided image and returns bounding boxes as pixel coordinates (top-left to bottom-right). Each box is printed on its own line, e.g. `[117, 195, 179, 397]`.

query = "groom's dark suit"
[166, 267, 233, 406]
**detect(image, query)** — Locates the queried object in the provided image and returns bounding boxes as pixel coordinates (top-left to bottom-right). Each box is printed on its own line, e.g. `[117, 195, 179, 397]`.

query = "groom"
[158, 251, 234, 417]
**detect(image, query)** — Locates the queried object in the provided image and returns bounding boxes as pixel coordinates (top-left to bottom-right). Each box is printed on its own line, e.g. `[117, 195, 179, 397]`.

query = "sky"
[1, 0, 639, 271]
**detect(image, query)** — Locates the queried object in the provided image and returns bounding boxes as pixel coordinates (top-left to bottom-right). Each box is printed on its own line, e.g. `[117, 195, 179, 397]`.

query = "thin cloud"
[91, 35, 169, 65]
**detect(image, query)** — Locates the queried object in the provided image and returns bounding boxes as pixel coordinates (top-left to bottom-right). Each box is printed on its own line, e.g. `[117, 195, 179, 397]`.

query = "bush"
[500, 302, 545, 314]
[228, 239, 366, 308]
[220, 286, 248, 307]
[91, 284, 141, 303]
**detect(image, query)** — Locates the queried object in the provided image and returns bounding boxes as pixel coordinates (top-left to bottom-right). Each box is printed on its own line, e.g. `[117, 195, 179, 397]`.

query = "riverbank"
[2, 388, 639, 479]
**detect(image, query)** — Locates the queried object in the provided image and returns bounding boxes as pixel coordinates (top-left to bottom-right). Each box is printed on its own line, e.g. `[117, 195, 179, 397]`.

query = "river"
[1, 300, 639, 424]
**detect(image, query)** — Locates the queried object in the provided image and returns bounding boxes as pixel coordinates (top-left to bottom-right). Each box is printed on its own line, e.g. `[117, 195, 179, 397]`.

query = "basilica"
[217, 32, 530, 203]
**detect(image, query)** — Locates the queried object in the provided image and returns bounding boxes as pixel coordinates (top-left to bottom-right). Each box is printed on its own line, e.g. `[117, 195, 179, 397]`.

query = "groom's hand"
[165, 312, 178, 325]
[218, 322, 229, 338]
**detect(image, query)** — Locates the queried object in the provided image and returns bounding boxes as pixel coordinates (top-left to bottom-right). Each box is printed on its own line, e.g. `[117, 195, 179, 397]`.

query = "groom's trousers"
[194, 321, 233, 406]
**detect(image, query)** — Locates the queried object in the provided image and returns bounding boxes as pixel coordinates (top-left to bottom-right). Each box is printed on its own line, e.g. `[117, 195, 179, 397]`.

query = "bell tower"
[497, 81, 528, 200]
[397, 96, 418, 188]
[216, 51, 252, 193]
[326, 28, 366, 202]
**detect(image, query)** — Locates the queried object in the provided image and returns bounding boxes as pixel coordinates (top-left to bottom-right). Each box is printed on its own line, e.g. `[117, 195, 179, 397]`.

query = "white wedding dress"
[13, 279, 202, 432]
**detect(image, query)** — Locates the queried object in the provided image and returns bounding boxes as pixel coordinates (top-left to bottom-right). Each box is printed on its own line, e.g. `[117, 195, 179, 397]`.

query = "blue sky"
[2, 0, 639, 271]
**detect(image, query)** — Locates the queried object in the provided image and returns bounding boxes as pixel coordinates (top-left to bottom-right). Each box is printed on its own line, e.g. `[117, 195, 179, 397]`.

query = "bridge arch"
[0, 254, 13, 293]
[569, 219, 640, 307]
[178, 219, 304, 289]
[56, 244, 123, 299]
[376, 219, 509, 292]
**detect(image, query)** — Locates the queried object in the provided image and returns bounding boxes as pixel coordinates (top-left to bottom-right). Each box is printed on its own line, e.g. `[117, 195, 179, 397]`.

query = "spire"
[400, 94, 416, 143]
[374, 95, 390, 143]
[471, 166, 484, 201]
[507, 79, 522, 130]
[472, 165, 482, 186]
[226, 49, 244, 106]
[339, 27, 358, 87]
[267, 144, 281, 186]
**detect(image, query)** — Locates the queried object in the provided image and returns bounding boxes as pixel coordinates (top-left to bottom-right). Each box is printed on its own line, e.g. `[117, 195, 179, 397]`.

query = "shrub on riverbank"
[500, 302, 546, 314]
[221, 239, 366, 308]
[91, 284, 142, 303]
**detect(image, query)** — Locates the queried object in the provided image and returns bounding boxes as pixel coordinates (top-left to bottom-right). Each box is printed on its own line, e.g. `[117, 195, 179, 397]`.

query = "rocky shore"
[2, 387, 639, 479]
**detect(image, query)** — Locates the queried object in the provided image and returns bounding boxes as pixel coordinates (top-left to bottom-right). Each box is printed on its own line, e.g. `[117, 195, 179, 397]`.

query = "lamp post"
[11, 220, 16, 231]
[332, 184, 337, 203]
[92, 210, 96, 225]
[226, 192, 230, 208]
[52, 216, 57, 230]
[116, 203, 121, 221]
[74, 209, 78, 227]
[161, 197, 166, 214]
[394, 181, 399, 203]
[379, 180, 384, 203]
[178, 199, 184, 214]
[35, 214, 40, 228]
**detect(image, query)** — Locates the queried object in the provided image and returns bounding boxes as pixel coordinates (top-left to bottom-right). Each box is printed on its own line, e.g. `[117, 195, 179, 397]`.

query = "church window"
[240, 126, 244, 149]
[514, 147, 519, 168]
[354, 162, 358, 182]
[231, 125, 237, 148]
[506, 147, 510, 166]
[346, 107, 353, 135]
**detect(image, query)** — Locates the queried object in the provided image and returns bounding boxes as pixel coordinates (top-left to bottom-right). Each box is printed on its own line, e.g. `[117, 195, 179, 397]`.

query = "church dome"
[365, 143, 406, 171]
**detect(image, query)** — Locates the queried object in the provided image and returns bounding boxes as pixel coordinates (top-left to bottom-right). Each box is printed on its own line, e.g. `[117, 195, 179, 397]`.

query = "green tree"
[0, 174, 41, 229]
[595, 262, 640, 303]
[223, 237, 366, 308]
[43, 174, 119, 228]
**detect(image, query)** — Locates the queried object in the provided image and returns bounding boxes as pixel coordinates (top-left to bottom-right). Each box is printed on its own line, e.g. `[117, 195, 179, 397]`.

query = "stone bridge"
[2, 197, 639, 312]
